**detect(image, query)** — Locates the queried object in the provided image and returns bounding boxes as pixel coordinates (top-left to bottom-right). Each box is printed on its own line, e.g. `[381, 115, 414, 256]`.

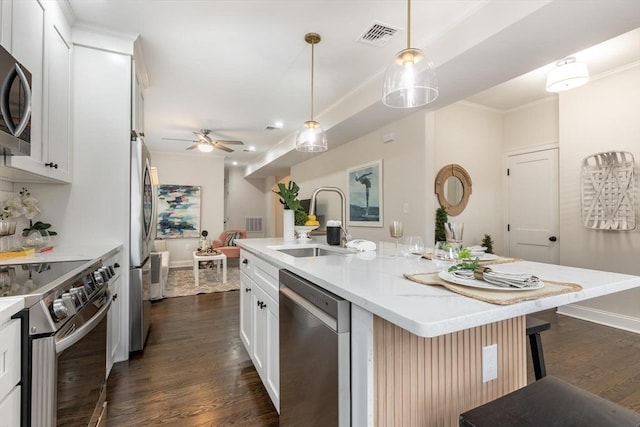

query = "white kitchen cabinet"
[240, 270, 253, 356]
[239, 249, 279, 412]
[107, 275, 122, 377]
[0, 317, 21, 426]
[2, 0, 73, 183]
[105, 247, 124, 376]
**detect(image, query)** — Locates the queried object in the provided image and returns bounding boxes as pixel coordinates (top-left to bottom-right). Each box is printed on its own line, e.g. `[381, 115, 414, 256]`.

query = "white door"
[507, 148, 559, 263]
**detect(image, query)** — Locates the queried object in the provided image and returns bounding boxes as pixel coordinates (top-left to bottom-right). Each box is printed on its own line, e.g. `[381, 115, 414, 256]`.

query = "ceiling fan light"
[546, 57, 589, 92]
[296, 120, 327, 152]
[383, 48, 439, 108]
[197, 143, 214, 153]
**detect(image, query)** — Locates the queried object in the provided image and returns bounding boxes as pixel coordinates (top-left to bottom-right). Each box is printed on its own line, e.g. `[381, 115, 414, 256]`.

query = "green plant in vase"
[273, 181, 307, 226]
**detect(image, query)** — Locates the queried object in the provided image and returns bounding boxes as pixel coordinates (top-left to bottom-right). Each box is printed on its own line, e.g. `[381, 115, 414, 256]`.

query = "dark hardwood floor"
[106, 291, 279, 426]
[107, 292, 639, 426]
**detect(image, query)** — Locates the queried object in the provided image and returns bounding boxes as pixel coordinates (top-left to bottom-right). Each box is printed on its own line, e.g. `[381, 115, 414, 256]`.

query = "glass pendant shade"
[546, 57, 589, 92]
[197, 143, 214, 153]
[383, 47, 439, 108]
[296, 120, 327, 152]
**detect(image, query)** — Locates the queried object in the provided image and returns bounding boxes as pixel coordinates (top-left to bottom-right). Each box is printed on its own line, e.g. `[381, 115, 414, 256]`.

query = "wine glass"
[389, 221, 403, 255]
[403, 236, 425, 258]
[432, 241, 461, 272]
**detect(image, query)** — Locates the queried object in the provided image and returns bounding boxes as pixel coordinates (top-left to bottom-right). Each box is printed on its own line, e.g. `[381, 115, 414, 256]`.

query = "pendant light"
[296, 33, 327, 152]
[546, 57, 589, 92]
[382, 0, 439, 108]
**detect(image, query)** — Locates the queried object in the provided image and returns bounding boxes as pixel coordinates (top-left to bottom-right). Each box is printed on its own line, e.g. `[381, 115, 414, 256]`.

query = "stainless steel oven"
[2, 259, 117, 427]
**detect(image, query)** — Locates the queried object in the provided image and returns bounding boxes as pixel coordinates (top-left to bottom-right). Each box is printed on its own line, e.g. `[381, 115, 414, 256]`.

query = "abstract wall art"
[157, 184, 201, 238]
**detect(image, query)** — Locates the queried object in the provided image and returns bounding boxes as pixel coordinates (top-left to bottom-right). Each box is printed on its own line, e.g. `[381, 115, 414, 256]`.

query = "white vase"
[283, 209, 295, 242]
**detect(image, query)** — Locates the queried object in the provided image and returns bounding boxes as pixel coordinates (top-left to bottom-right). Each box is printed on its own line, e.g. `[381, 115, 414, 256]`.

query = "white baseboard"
[557, 304, 640, 334]
[171, 261, 192, 268]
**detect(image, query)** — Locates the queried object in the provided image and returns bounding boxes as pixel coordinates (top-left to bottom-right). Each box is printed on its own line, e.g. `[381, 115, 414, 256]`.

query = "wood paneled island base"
[374, 315, 527, 426]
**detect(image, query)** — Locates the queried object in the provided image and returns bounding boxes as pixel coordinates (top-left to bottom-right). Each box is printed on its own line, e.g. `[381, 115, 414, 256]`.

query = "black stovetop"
[0, 260, 90, 298]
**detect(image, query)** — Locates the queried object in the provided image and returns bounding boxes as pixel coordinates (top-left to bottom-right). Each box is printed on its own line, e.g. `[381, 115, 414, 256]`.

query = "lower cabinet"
[0, 317, 21, 426]
[239, 249, 280, 412]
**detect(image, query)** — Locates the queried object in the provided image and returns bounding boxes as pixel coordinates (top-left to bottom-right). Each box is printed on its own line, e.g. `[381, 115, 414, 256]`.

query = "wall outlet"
[482, 344, 498, 383]
[403, 202, 409, 213]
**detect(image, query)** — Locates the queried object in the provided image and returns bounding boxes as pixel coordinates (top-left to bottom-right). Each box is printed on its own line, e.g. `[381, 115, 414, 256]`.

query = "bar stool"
[459, 376, 640, 426]
[526, 316, 550, 380]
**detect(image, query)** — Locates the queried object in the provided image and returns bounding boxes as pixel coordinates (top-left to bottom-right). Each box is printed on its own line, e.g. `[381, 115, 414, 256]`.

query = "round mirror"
[434, 164, 472, 216]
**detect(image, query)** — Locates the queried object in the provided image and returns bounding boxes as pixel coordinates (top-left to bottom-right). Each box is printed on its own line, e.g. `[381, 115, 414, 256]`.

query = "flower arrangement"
[2, 187, 40, 220]
[1, 187, 57, 238]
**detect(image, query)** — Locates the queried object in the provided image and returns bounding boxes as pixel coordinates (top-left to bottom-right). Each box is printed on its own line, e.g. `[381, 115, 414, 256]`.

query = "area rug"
[163, 265, 240, 298]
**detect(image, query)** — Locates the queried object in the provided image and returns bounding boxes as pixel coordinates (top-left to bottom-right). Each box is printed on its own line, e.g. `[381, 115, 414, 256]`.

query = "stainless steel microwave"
[0, 44, 31, 156]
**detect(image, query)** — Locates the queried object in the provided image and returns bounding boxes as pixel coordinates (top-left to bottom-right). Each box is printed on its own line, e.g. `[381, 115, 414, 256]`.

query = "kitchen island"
[237, 237, 640, 426]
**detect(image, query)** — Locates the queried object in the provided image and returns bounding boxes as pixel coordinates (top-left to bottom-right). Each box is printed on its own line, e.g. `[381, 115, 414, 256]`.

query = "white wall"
[434, 102, 505, 251]
[556, 64, 640, 331]
[503, 97, 558, 149]
[292, 111, 433, 244]
[226, 167, 269, 237]
[151, 151, 224, 267]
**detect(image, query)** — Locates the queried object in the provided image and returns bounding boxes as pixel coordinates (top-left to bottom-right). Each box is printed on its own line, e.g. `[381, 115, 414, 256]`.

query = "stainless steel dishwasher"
[279, 269, 351, 427]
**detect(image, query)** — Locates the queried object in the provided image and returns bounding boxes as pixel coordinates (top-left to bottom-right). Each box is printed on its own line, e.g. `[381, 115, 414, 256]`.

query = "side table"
[193, 251, 227, 286]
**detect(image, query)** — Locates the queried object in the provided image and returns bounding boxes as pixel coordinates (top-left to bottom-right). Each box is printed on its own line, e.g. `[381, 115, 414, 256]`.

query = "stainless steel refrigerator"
[130, 135, 155, 352]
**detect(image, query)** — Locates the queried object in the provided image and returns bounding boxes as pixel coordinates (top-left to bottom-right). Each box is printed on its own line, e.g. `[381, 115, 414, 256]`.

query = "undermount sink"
[276, 247, 346, 257]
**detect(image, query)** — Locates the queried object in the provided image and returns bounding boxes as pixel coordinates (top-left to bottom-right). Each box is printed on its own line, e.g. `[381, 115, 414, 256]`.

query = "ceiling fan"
[162, 129, 244, 153]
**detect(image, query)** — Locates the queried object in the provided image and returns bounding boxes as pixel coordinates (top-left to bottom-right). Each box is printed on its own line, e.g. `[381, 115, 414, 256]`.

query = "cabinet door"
[239, 271, 253, 356]
[251, 284, 266, 379]
[0, 386, 20, 427]
[107, 276, 122, 377]
[42, 10, 71, 182]
[264, 292, 279, 411]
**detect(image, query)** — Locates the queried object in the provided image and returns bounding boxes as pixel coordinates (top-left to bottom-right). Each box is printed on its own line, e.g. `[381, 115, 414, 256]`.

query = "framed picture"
[347, 159, 383, 227]
[157, 184, 201, 238]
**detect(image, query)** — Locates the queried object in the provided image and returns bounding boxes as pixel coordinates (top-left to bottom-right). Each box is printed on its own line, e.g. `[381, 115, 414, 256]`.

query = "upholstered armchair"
[211, 229, 247, 259]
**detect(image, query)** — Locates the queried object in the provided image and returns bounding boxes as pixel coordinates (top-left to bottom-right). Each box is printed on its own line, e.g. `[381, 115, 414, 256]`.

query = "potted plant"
[435, 206, 448, 243]
[273, 181, 308, 226]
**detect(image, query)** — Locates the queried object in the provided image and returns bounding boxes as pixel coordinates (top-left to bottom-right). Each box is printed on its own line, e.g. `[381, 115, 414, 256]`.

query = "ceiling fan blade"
[214, 143, 234, 153]
[185, 143, 199, 151]
[162, 137, 195, 142]
[215, 140, 244, 145]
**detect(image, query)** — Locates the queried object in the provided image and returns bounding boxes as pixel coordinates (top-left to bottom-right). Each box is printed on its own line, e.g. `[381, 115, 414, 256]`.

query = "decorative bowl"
[294, 225, 319, 241]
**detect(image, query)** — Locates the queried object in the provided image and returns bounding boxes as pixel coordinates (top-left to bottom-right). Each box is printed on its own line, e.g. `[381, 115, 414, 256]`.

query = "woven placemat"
[403, 272, 582, 305]
[421, 253, 522, 265]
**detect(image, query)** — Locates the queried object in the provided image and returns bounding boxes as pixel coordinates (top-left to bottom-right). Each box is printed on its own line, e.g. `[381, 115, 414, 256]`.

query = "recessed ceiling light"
[247, 145, 256, 152]
[265, 121, 284, 130]
[232, 161, 238, 166]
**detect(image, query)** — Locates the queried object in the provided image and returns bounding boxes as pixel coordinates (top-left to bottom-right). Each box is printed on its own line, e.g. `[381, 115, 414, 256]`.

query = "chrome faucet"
[309, 186, 350, 246]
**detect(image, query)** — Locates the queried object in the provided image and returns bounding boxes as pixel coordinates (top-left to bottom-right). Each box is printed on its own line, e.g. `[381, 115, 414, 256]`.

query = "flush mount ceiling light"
[382, 0, 439, 108]
[546, 57, 589, 92]
[296, 33, 327, 153]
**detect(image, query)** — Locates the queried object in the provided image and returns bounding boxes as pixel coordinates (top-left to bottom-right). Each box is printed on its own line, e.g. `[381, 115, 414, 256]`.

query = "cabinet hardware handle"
[45, 162, 58, 169]
[242, 259, 249, 264]
[245, 287, 251, 293]
[549, 236, 557, 242]
[113, 293, 118, 301]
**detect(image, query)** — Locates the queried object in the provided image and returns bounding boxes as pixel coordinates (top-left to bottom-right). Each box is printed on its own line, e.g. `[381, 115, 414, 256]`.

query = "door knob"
[549, 236, 557, 242]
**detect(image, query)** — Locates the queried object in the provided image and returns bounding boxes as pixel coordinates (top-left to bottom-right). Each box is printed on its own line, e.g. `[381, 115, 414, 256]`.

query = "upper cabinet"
[1, 0, 72, 183]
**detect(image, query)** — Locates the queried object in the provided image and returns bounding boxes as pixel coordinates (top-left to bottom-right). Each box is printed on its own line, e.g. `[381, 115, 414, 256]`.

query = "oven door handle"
[55, 290, 111, 355]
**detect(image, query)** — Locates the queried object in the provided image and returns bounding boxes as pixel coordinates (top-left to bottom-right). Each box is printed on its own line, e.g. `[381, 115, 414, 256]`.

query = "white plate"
[474, 253, 500, 261]
[438, 271, 544, 291]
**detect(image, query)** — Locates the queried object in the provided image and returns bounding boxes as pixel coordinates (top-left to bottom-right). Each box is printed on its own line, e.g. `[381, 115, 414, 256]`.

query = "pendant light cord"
[406, 0, 411, 49]
[310, 41, 315, 121]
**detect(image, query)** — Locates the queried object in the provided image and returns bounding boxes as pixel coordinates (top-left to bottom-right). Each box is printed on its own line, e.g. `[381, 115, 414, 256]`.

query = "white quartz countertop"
[0, 297, 24, 325]
[237, 237, 640, 337]
[0, 243, 121, 266]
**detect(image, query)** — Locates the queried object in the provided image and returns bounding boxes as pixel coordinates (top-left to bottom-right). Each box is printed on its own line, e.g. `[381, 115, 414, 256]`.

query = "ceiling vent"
[357, 21, 400, 46]
[265, 124, 280, 130]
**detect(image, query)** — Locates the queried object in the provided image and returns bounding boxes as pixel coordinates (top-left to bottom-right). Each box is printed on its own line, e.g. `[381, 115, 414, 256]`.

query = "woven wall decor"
[581, 151, 635, 230]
